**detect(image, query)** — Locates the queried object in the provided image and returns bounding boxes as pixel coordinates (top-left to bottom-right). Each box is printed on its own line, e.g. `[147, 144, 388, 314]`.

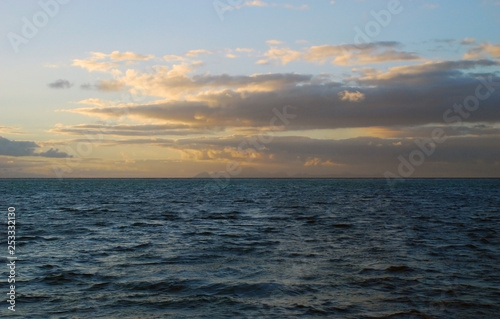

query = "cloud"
[80, 83, 93, 90]
[0, 126, 26, 135]
[464, 42, 500, 59]
[55, 48, 500, 178]
[264, 46, 303, 64]
[108, 51, 154, 61]
[0, 137, 72, 158]
[95, 80, 125, 92]
[63, 63, 500, 132]
[48, 79, 73, 89]
[163, 54, 186, 62]
[373, 123, 500, 139]
[0, 137, 38, 156]
[185, 49, 213, 57]
[460, 38, 476, 45]
[38, 148, 72, 158]
[73, 58, 118, 73]
[49, 123, 216, 137]
[263, 41, 421, 65]
[71, 43, 420, 100]
[224, 48, 255, 59]
[73, 51, 155, 73]
[98, 134, 500, 177]
[104, 67, 312, 99]
[338, 90, 365, 102]
[241, 0, 268, 7]
[5, 133, 499, 178]
[79, 81, 125, 91]
[77, 98, 117, 107]
[235, 48, 254, 53]
[354, 59, 500, 85]
[266, 39, 283, 45]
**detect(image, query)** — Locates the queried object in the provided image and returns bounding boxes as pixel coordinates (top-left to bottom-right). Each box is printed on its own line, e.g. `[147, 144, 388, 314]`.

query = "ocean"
[0, 178, 499, 318]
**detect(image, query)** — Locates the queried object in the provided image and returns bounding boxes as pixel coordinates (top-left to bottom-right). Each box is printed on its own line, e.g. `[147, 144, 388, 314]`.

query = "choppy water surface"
[0, 179, 499, 318]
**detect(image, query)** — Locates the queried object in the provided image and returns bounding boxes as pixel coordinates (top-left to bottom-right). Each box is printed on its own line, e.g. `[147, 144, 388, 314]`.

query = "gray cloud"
[80, 83, 93, 90]
[50, 123, 219, 136]
[38, 148, 73, 158]
[67, 65, 500, 131]
[166, 135, 500, 165]
[0, 137, 72, 158]
[0, 137, 38, 156]
[373, 123, 500, 139]
[78, 81, 125, 91]
[98, 134, 500, 177]
[48, 79, 73, 89]
[355, 59, 500, 86]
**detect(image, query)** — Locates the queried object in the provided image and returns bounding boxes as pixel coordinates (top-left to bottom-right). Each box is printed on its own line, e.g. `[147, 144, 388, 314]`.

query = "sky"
[1, 0, 499, 178]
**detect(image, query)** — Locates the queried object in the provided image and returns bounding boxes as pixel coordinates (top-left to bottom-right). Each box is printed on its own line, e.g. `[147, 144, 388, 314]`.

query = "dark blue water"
[0, 179, 499, 318]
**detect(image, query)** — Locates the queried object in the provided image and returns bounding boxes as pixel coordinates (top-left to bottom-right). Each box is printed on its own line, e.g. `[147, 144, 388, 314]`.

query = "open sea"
[0, 178, 499, 318]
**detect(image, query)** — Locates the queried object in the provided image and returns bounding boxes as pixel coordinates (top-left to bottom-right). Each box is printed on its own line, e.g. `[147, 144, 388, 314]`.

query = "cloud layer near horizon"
[13, 40, 500, 177]
[62, 54, 500, 132]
